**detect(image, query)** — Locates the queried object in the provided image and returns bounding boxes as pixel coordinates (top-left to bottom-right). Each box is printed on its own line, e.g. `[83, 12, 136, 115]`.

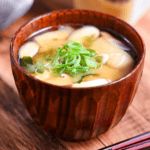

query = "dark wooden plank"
[0, 78, 67, 150]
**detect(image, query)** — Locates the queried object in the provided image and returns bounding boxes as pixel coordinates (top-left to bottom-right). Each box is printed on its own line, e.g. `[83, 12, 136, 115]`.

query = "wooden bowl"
[10, 9, 145, 141]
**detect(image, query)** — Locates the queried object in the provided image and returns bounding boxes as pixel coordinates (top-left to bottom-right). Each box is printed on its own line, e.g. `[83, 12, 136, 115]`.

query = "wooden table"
[0, 2, 150, 150]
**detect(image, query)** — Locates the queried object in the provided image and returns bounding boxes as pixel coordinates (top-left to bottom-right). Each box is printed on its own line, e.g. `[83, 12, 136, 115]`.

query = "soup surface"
[19, 25, 136, 87]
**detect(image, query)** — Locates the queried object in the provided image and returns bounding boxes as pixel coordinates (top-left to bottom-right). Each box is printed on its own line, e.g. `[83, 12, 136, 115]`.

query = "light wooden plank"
[131, 10, 150, 123]
[98, 106, 150, 146]
[62, 138, 104, 150]
[0, 37, 16, 90]
[132, 82, 150, 122]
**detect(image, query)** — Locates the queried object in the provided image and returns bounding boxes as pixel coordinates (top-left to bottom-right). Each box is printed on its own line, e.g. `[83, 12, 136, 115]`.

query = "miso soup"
[19, 25, 137, 87]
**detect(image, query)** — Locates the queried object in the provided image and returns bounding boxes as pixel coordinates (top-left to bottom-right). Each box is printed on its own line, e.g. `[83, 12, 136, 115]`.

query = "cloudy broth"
[18, 24, 137, 87]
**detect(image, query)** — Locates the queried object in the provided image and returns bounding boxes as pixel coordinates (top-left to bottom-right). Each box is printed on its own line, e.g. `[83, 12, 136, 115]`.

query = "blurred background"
[40, 0, 150, 23]
[1, 0, 150, 30]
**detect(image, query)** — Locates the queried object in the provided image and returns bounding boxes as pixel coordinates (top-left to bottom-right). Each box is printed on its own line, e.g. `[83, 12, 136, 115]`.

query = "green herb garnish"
[51, 41, 102, 76]
[20, 56, 33, 67]
[20, 56, 49, 73]
[20, 41, 102, 78]
[20, 56, 35, 73]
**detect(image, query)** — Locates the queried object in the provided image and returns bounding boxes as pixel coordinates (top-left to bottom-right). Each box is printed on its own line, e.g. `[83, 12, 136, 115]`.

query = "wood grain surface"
[0, 1, 150, 149]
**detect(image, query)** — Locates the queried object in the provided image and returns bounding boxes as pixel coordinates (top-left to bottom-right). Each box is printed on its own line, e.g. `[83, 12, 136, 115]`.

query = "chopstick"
[102, 132, 150, 150]
[124, 139, 150, 150]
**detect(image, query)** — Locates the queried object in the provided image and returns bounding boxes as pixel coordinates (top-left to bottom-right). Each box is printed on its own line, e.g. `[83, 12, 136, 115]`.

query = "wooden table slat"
[62, 138, 104, 150]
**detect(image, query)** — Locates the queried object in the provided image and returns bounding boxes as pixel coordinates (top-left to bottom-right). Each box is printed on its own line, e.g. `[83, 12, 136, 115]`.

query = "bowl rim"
[10, 9, 145, 90]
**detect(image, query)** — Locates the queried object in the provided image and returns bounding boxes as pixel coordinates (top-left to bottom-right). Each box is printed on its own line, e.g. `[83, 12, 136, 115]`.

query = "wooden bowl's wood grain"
[10, 9, 145, 141]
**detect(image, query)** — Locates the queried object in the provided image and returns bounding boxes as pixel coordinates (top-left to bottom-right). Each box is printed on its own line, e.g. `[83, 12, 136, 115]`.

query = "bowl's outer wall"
[10, 10, 145, 141]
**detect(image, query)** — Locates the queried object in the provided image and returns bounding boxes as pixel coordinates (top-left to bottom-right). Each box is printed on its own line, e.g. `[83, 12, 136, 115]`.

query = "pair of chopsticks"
[102, 132, 150, 150]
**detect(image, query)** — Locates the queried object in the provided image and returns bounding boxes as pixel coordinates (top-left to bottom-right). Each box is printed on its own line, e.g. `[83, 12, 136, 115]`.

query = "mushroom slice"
[91, 37, 134, 70]
[68, 26, 100, 47]
[34, 26, 74, 52]
[59, 26, 74, 34]
[90, 37, 121, 54]
[102, 31, 130, 51]
[107, 51, 134, 70]
[19, 41, 39, 58]
[73, 78, 110, 87]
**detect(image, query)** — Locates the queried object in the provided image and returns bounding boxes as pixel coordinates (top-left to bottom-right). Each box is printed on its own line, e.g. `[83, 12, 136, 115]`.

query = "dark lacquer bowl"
[10, 9, 145, 141]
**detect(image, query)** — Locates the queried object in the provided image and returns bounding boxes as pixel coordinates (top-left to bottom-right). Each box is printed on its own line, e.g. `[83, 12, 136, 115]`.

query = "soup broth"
[19, 25, 137, 87]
